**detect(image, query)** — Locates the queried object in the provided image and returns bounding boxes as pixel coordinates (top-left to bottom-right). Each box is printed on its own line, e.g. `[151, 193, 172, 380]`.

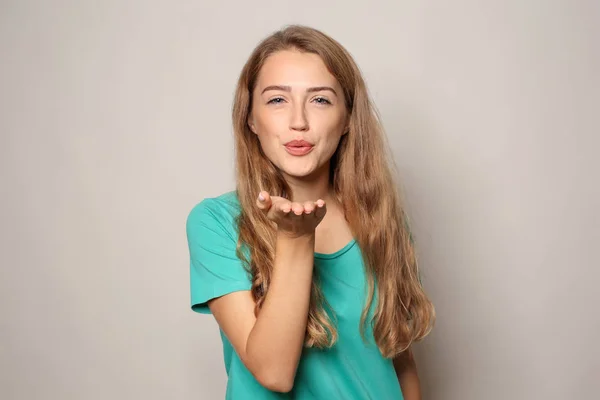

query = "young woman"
[187, 25, 435, 399]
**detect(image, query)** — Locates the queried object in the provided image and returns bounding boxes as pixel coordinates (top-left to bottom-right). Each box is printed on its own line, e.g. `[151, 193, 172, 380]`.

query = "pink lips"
[284, 140, 314, 156]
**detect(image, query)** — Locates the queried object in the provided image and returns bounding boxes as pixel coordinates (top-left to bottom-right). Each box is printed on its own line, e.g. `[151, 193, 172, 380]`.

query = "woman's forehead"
[256, 50, 339, 91]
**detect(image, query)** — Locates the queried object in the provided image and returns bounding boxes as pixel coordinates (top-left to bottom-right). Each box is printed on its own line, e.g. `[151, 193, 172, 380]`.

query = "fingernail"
[258, 193, 265, 202]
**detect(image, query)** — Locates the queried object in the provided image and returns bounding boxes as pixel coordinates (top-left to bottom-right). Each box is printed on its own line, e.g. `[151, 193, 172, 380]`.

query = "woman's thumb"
[256, 191, 271, 210]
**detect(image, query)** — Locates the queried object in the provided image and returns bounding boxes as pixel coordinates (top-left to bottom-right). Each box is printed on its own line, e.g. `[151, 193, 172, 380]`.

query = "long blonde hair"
[232, 25, 434, 358]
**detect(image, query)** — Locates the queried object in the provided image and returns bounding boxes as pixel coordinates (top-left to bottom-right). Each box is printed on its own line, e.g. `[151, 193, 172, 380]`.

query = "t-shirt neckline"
[314, 239, 357, 260]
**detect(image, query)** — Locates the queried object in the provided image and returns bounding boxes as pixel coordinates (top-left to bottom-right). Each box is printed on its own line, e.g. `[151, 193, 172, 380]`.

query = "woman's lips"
[284, 145, 314, 156]
[284, 139, 314, 156]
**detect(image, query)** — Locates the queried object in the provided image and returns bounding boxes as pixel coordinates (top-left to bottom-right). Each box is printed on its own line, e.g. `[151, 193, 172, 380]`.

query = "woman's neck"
[282, 163, 335, 204]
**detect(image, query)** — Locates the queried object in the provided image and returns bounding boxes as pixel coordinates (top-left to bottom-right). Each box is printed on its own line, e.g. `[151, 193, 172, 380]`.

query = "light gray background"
[1, 1, 598, 399]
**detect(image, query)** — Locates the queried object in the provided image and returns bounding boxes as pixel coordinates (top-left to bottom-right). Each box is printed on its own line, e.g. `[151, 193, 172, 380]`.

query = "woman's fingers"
[291, 202, 304, 216]
[268, 196, 292, 220]
[256, 191, 272, 211]
[314, 200, 327, 219]
[257, 192, 326, 226]
[279, 202, 292, 214]
[303, 201, 315, 214]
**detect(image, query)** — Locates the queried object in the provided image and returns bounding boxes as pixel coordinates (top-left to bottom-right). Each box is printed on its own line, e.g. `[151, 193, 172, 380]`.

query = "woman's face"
[249, 50, 348, 180]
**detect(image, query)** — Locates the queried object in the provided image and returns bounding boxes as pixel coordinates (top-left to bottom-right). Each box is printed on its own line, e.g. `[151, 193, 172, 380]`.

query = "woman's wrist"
[276, 228, 316, 242]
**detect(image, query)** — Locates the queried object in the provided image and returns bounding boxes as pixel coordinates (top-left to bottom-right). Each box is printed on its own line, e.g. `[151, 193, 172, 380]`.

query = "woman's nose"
[289, 104, 309, 131]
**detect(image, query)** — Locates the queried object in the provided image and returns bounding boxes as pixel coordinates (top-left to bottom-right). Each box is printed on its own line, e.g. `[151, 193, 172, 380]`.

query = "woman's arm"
[209, 232, 314, 393]
[393, 347, 422, 400]
[208, 194, 326, 393]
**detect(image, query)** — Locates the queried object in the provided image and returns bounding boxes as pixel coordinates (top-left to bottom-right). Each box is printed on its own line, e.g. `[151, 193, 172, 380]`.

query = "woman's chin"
[280, 166, 319, 180]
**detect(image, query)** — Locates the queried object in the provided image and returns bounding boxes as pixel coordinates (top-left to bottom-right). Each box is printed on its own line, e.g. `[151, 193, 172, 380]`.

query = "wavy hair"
[232, 25, 434, 358]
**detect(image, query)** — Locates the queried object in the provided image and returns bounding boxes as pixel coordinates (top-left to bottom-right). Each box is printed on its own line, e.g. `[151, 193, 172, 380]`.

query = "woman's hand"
[256, 191, 327, 238]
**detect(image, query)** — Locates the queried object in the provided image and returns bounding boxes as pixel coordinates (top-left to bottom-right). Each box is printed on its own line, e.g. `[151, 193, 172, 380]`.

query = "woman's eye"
[313, 97, 332, 105]
[267, 97, 285, 104]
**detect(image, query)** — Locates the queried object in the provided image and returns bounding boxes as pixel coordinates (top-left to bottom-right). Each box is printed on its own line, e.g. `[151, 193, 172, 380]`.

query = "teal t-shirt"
[186, 191, 403, 399]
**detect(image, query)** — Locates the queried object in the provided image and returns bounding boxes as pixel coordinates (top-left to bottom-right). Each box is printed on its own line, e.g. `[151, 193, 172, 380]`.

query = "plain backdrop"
[1, 1, 599, 399]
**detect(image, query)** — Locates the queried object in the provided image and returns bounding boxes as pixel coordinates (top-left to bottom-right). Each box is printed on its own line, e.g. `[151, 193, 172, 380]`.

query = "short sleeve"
[186, 198, 252, 314]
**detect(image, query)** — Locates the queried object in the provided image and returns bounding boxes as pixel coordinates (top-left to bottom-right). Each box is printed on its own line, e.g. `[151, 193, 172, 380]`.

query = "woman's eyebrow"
[261, 85, 338, 96]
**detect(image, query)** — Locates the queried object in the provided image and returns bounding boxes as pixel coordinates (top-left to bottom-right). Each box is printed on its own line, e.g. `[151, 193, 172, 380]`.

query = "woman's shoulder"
[186, 190, 241, 236]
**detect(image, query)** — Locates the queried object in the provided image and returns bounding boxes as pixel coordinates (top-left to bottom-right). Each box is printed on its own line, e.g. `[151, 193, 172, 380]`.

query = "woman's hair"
[232, 25, 435, 358]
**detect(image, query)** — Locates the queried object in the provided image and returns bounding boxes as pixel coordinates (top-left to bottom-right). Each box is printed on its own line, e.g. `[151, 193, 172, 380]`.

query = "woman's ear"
[343, 115, 350, 135]
[248, 113, 257, 134]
